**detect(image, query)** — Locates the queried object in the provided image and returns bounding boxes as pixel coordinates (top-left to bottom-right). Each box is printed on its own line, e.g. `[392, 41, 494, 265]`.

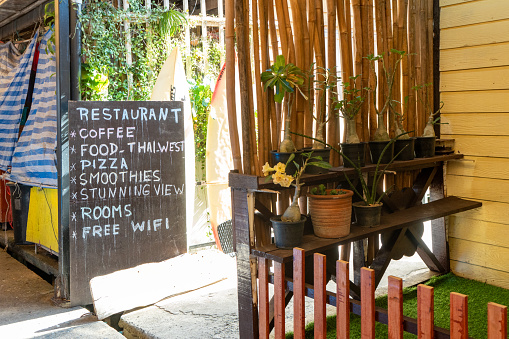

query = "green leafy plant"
[263, 152, 331, 222]
[189, 78, 212, 180]
[261, 55, 306, 153]
[310, 184, 346, 196]
[413, 83, 446, 137]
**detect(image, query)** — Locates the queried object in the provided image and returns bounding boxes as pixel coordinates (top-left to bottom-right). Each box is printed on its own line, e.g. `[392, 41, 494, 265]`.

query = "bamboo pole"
[267, 0, 280, 153]
[360, 0, 369, 142]
[426, 0, 434, 135]
[307, 0, 316, 149]
[282, 0, 296, 64]
[418, 0, 426, 135]
[326, 0, 339, 166]
[302, 1, 312, 149]
[252, 0, 266, 169]
[407, 0, 417, 135]
[374, 0, 385, 114]
[274, 0, 289, 151]
[225, 0, 242, 172]
[315, 0, 327, 146]
[258, 0, 269, 165]
[352, 0, 363, 141]
[338, 0, 351, 144]
[367, 0, 376, 140]
[289, 0, 306, 150]
[398, 0, 409, 134]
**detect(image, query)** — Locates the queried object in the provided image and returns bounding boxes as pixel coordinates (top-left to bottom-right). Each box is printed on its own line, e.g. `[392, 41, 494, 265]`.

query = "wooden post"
[123, 0, 133, 99]
[314, 253, 327, 339]
[388, 276, 404, 339]
[337, 260, 350, 339]
[361, 267, 375, 338]
[258, 258, 270, 339]
[225, 0, 242, 172]
[274, 261, 286, 339]
[254, 0, 267, 168]
[218, 0, 225, 65]
[417, 285, 434, 339]
[450, 292, 468, 339]
[294, 248, 306, 338]
[488, 302, 507, 339]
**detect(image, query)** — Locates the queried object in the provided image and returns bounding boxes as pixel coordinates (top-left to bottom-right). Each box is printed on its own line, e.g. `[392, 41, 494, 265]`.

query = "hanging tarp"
[0, 32, 38, 171]
[9, 29, 57, 187]
[0, 41, 22, 97]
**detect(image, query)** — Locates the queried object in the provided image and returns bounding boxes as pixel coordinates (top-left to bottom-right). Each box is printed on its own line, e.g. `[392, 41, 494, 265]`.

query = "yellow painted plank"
[449, 199, 509, 225]
[449, 216, 509, 248]
[440, 90, 509, 113]
[451, 260, 509, 289]
[447, 175, 509, 203]
[441, 0, 509, 29]
[440, 67, 509, 92]
[441, 135, 509, 157]
[447, 156, 509, 180]
[449, 238, 509, 273]
[441, 20, 509, 49]
[441, 113, 509, 135]
[440, 42, 509, 71]
[440, 0, 478, 7]
[26, 188, 59, 253]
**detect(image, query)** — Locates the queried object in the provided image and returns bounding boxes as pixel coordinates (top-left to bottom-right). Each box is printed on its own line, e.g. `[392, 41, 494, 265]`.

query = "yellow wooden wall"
[440, 0, 509, 288]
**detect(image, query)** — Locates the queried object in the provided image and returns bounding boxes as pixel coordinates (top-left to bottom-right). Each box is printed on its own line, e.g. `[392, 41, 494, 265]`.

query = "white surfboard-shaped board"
[205, 63, 242, 250]
[150, 46, 195, 249]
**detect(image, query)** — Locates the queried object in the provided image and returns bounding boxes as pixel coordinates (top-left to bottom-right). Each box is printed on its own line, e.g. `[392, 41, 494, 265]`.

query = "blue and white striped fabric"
[0, 42, 22, 98]
[10, 29, 57, 187]
[0, 32, 38, 171]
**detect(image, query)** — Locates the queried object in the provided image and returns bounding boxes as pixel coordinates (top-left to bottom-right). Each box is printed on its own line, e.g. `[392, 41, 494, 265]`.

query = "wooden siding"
[441, 0, 509, 289]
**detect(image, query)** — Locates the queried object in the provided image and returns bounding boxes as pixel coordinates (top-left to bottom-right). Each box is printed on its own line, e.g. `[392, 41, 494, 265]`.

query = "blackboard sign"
[69, 101, 186, 305]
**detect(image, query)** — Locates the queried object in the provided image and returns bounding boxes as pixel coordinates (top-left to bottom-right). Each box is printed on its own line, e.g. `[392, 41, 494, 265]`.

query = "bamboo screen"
[226, 0, 435, 175]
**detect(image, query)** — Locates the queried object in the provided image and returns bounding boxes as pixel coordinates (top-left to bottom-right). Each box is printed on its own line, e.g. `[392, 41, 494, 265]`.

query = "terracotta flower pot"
[308, 189, 353, 238]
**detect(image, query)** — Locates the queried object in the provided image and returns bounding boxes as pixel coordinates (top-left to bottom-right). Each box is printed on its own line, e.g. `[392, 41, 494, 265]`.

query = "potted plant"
[307, 184, 353, 238]
[413, 83, 445, 158]
[261, 55, 306, 175]
[303, 65, 335, 174]
[336, 75, 368, 168]
[262, 152, 331, 248]
[367, 50, 408, 164]
[392, 96, 416, 161]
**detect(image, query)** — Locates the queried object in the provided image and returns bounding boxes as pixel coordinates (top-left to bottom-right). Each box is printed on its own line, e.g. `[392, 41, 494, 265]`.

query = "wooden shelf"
[251, 196, 481, 263]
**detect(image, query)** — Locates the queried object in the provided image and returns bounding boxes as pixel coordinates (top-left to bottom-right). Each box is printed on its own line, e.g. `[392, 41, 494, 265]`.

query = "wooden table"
[229, 154, 482, 338]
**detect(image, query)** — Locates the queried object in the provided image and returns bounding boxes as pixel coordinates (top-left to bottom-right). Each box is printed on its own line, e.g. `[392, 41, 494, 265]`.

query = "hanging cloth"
[0, 32, 38, 171]
[9, 29, 57, 187]
[0, 41, 22, 98]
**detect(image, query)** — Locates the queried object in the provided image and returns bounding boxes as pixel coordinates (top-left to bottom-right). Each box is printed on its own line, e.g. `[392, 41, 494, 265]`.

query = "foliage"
[413, 83, 446, 137]
[79, 0, 185, 101]
[334, 75, 367, 121]
[189, 78, 212, 178]
[261, 55, 306, 103]
[310, 184, 346, 196]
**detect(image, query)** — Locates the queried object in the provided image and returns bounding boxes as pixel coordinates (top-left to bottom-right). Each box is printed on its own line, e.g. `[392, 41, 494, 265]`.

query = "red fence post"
[294, 248, 306, 338]
[336, 260, 350, 339]
[314, 253, 327, 339]
[258, 258, 270, 339]
[488, 302, 507, 339]
[450, 292, 468, 339]
[418, 285, 434, 339]
[274, 261, 285, 339]
[361, 267, 375, 338]
[388, 276, 403, 339]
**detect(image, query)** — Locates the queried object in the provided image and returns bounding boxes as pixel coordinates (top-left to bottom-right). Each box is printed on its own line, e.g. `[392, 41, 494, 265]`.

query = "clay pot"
[308, 189, 353, 238]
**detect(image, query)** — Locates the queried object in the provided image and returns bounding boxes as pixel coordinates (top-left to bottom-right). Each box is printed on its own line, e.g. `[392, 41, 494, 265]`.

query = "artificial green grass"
[285, 273, 509, 338]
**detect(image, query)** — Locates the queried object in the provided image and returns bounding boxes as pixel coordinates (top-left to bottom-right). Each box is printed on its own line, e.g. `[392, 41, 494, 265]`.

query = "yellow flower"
[278, 174, 294, 188]
[272, 171, 284, 185]
[274, 162, 286, 174]
[262, 162, 274, 176]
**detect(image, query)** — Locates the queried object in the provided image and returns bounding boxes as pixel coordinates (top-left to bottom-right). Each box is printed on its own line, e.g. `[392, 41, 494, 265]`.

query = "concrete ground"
[0, 247, 123, 339]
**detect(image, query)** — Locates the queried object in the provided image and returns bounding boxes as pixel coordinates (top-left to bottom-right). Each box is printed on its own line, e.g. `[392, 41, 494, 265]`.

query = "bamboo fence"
[226, 0, 435, 175]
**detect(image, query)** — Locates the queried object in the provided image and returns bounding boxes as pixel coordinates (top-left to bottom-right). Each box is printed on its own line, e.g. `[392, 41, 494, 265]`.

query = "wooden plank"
[417, 285, 434, 339]
[440, 43, 509, 71]
[450, 238, 509, 273]
[440, 0, 509, 29]
[448, 200, 509, 225]
[447, 175, 509, 204]
[441, 113, 509, 136]
[441, 66, 509, 92]
[449, 216, 509, 248]
[450, 292, 468, 339]
[252, 197, 482, 263]
[388, 276, 404, 339]
[90, 250, 233, 320]
[274, 261, 285, 339]
[314, 253, 327, 339]
[258, 258, 270, 339]
[488, 302, 507, 339]
[440, 90, 509, 113]
[361, 267, 375, 338]
[451, 260, 509, 290]
[337, 260, 350, 339]
[441, 136, 509, 158]
[293, 248, 305, 338]
[447, 156, 509, 181]
[440, 19, 509, 49]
